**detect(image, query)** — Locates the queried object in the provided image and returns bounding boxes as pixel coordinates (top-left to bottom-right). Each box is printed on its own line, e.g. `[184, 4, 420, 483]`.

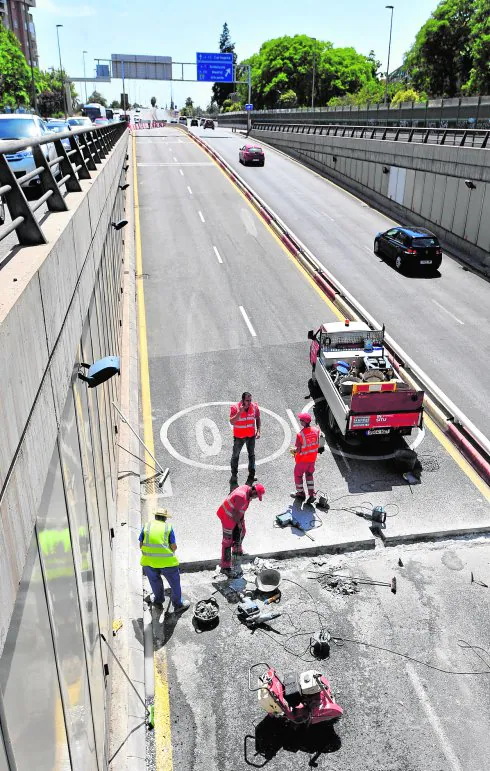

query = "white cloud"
[37, 0, 96, 17]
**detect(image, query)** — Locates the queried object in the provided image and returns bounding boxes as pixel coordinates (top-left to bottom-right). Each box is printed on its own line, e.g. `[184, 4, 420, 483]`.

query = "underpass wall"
[0, 131, 129, 769]
[250, 128, 490, 275]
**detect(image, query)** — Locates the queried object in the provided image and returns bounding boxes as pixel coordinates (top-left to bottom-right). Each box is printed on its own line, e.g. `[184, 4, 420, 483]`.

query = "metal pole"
[384, 6, 394, 106]
[122, 59, 126, 116]
[56, 24, 67, 118]
[247, 65, 251, 134]
[23, 1, 37, 112]
[83, 50, 88, 104]
[311, 38, 316, 111]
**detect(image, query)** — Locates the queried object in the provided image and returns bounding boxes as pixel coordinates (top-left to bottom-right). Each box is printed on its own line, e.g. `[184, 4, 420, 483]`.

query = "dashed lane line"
[213, 245, 223, 264]
[198, 210, 205, 223]
[239, 305, 257, 337]
[187, 186, 193, 195]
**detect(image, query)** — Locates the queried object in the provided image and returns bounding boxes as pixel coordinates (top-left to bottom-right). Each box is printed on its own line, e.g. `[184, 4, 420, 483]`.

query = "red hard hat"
[297, 412, 312, 424]
[253, 483, 265, 500]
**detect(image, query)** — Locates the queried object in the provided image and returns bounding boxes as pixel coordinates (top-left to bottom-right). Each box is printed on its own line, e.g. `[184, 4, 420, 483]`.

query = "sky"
[33, 0, 439, 109]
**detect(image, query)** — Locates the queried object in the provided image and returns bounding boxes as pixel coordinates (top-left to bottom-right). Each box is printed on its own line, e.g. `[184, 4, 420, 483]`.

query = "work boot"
[291, 492, 306, 500]
[173, 599, 190, 614]
[230, 474, 238, 486]
[307, 495, 316, 504]
[246, 473, 257, 486]
[220, 567, 238, 578]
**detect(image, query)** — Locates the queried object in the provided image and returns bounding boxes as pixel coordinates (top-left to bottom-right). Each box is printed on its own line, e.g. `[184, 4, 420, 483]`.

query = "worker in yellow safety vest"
[139, 509, 190, 613]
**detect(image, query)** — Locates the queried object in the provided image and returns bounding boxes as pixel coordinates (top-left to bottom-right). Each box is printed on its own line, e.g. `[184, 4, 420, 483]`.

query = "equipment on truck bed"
[308, 321, 424, 441]
[249, 663, 343, 726]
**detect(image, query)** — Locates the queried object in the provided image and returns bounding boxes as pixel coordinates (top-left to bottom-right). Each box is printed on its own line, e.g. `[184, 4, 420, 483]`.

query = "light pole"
[311, 38, 317, 111]
[83, 50, 88, 104]
[56, 24, 67, 117]
[384, 5, 394, 106]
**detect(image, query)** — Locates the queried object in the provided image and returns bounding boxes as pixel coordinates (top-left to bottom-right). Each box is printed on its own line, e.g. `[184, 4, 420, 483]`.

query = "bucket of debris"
[193, 597, 220, 630]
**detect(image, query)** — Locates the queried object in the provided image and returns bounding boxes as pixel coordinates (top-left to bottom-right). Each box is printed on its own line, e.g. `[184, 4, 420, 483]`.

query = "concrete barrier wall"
[0, 132, 129, 652]
[251, 128, 490, 275]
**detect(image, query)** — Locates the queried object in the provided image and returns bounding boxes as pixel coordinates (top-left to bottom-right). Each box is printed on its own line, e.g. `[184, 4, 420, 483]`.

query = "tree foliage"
[405, 0, 490, 97]
[237, 36, 380, 110]
[212, 23, 237, 108]
[0, 25, 33, 109]
[87, 90, 107, 106]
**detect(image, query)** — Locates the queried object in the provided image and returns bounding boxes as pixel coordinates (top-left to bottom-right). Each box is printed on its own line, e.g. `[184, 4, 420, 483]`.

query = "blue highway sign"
[196, 52, 233, 83]
[245, 104, 253, 111]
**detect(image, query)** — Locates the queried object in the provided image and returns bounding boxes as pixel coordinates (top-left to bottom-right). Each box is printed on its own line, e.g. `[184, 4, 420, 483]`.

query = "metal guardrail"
[0, 121, 128, 247]
[252, 122, 490, 149]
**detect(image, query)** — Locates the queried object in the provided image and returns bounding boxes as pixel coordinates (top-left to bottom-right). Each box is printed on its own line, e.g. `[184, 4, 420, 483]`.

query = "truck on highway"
[308, 320, 424, 441]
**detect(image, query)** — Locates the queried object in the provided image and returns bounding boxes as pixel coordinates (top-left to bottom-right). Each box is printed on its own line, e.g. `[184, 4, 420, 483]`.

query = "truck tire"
[308, 376, 323, 400]
[326, 405, 339, 435]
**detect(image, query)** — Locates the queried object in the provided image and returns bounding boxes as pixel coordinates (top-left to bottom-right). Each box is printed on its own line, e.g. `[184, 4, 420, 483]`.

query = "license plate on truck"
[366, 428, 391, 435]
[420, 260, 432, 264]
[349, 412, 422, 430]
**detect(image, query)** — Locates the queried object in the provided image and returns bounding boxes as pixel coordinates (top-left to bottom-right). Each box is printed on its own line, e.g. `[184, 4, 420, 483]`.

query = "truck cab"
[308, 321, 424, 440]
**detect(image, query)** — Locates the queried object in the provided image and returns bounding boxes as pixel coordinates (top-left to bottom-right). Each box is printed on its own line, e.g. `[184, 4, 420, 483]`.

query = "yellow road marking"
[133, 132, 174, 771]
[183, 130, 490, 499]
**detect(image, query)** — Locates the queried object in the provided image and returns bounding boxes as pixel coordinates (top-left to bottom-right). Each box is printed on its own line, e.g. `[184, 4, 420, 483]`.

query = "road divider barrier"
[177, 125, 490, 487]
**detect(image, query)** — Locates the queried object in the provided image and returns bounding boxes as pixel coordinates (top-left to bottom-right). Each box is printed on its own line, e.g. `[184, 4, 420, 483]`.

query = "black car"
[203, 119, 214, 129]
[190, 118, 198, 126]
[374, 227, 442, 272]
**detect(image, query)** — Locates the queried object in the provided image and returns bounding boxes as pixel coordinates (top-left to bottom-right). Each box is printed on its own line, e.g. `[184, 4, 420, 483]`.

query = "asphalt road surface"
[153, 540, 490, 771]
[191, 125, 490, 440]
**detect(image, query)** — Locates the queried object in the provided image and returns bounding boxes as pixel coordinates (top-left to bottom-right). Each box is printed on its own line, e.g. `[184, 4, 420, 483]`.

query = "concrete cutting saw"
[249, 663, 343, 726]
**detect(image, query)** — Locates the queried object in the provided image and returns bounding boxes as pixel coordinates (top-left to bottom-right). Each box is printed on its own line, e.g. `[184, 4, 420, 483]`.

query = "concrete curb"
[381, 525, 490, 547]
[183, 127, 490, 488]
[109, 137, 147, 771]
[179, 537, 376, 573]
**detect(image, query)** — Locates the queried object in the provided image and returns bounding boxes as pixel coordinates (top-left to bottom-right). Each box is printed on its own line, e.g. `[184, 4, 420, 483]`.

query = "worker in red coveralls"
[216, 483, 265, 577]
[291, 413, 321, 503]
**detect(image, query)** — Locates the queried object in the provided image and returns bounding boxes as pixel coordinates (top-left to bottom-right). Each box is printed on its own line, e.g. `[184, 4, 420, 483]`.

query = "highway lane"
[136, 127, 489, 566]
[191, 125, 490, 440]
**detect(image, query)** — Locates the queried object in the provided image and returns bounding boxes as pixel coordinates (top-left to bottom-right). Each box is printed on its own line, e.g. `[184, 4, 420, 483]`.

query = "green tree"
[36, 69, 77, 118]
[0, 24, 32, 109]
[405, 0, 474, 97]
[463, 0, 490, 94]
[212, 23, 236, 108]
[279, 89, 298, 107]
[87, 90, 107, 106]
[110, 99, 121, 108]
[391, 87, 426, 105]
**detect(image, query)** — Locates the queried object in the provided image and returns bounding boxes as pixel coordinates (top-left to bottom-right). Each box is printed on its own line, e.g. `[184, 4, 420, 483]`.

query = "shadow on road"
[244, 714, 341, 768]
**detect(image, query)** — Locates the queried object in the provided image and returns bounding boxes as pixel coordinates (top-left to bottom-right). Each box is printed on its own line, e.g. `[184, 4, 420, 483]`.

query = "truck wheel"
[308, 376, 323, 399]
[326, 406, 338, 435]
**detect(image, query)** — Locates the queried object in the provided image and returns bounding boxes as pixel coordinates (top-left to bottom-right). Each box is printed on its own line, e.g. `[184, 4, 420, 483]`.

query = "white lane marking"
[364, 245, 373, 254]
[198, 210, 205, 223]
[179, 169, 184, 176]
[187, 185, 193, 195]
[137, 162, 215, 167]
[335, 442, 352, 472]
[239, 305, 256, 337]
[406, 664, 463, 771]
[323, 212, 335, 222]
[160, 402, 292, 470]
[213, 246, 223, 264]
[432, 299, 464, 325]
[173, 156, 178, 162]
[286, 409, 300, 433]
[195, 418, 222, 457]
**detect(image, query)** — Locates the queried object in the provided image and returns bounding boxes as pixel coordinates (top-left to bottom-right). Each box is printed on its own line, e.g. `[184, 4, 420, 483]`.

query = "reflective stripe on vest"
[140, 521, 179, 568]
[233, 403, 257, 438]
[295, 426, 320, 463]
[221, 487, 250, 519]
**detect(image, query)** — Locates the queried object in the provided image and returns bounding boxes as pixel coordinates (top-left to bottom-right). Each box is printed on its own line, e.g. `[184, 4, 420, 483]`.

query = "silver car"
[0, 114, 60, 191]
[46, 120, 71, 150]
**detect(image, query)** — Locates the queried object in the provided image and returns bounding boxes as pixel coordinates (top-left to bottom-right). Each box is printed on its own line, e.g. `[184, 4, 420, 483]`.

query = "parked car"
[239, 143, 265, 166]
[46, 120, 71, 150]
[374, 226, 443, 272]
[0, 114, 59, 192]
[190, 118, 199, 126]
[94, 118, 110, 126]
[199, 118, 206, 126]
[203, 119, 214, 130]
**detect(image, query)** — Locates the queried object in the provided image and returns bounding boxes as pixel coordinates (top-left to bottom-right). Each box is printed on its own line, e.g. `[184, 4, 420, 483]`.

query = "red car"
[239, 143, 265, 166]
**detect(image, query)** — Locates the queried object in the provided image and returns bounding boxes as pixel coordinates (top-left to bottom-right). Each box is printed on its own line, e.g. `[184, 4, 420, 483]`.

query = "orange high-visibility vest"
[232, 403, 258, 438]
[295, 426, 320, 464]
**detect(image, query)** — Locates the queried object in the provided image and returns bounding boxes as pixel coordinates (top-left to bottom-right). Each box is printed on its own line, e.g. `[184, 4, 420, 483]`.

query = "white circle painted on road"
[160, 402, 292, 470]
[195, 417, 222, 457]
[303, 400, 426, 461]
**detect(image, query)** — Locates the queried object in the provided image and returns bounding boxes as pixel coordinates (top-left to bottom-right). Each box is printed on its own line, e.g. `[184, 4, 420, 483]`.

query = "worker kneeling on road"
[139, 509, 190, 613]
[217, 483, 265, 576]
[291, 413, 322, 503]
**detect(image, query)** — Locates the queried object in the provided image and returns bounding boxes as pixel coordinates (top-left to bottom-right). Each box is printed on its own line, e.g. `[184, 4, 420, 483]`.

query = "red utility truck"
[308, 321, 424, 441]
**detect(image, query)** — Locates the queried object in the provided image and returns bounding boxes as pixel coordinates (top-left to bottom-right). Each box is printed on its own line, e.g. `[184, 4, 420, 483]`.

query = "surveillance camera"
[464, 179, 476, 189]
[112, 219, 128, 230]
[78, 356, 120, 388]
[119, 183, 130, 190]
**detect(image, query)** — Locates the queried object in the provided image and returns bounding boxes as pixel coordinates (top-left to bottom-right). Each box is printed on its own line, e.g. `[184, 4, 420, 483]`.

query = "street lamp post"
[56, 24, 67, 118]
[311, 38, 317, 111]
[83, 50, 88, 104]
[384, 6, 394, 106]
